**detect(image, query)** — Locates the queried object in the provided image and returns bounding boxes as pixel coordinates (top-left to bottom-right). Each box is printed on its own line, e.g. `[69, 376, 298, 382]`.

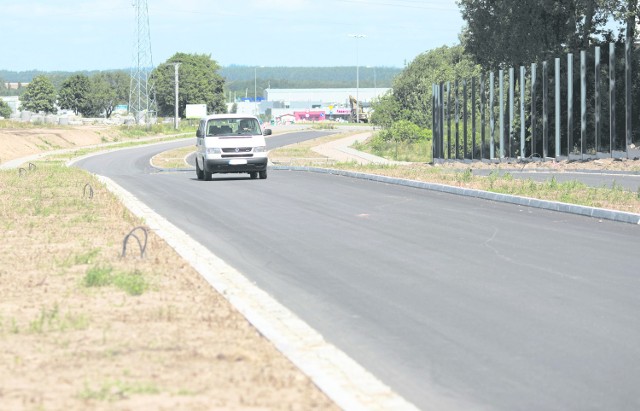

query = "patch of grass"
[78, 379, 160, 402]
[355, 135, 432, 162]
[74, 248, 101, 265]
[83, 265, 148, 296]
[84, 265, 114, 287]
[116, 123, 196, 139]
[312, 123, 336, 130]
[28, 304, 89, 334]
[112, 270, 148, 296]
[151, 145, 195, 169]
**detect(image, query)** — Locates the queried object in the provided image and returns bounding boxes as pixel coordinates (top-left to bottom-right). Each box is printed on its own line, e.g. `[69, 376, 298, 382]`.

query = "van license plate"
[229, 159, 247, 165]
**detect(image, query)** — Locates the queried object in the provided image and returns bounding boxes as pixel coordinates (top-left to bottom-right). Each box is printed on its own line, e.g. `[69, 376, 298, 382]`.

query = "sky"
[1, 0, 465, 72]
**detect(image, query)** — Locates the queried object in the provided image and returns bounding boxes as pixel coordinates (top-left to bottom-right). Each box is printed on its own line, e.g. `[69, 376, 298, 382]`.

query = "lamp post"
[349, 34, 366, 123]
[254, 67, 257, 117]
[169, 63, 181, 130]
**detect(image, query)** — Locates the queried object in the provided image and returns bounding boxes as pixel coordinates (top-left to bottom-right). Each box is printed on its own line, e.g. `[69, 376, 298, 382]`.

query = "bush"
[0, 100, 11, 118]
[382, 120, 431, 143]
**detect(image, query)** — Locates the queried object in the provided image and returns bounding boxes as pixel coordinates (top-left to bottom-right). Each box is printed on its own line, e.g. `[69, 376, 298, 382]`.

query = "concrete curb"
[271, 166, 640, 225]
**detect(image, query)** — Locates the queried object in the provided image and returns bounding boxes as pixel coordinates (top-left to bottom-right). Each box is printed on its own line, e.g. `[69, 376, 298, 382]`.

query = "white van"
[195, 114, 272, 180]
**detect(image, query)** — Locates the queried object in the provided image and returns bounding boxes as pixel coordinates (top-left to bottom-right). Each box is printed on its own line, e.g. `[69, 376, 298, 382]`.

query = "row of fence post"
[432, 41, 637, 162]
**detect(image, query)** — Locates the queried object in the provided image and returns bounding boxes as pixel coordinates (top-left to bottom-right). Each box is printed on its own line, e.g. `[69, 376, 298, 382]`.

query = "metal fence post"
[490, 72, 495, 159]
[447, 81, 452, 159]
[581, 50, 586, 160]
[509, 67, 514, 159]
[480, 73, 485, 159]
[555, 58, 561, 158]
[520, 66, 526, 158]
[543, 61, 549, 160]
[595, 46, 601, 153]
[567, 53, 574, 157]
[625, 26, 632, 157]
[610, 43, 616, 156]
[463, 79, 468, 159]
[455, 79, 460, 159]
[472, 77, 476, 160]
[440, 82, 445, 159]
[499, 69, 505, 159]
[531, 63, 537, 158]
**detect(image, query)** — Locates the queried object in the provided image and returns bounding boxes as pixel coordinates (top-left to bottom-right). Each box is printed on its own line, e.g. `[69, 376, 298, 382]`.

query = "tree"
[58, 74, 91, 115]
[0, 99, 12, 118]
[86, 71, 130, 118]
[458, 0, 621, 70]
[20, 75, 57, 114]
[369, 92, 401, 129]
[372, 45, 480, 129]
[152, 53, 227, 118]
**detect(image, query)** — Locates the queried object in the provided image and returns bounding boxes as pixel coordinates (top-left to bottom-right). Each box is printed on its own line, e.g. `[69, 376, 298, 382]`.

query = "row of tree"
[8, 53, 227, 118]
[18, 71, 130, 117]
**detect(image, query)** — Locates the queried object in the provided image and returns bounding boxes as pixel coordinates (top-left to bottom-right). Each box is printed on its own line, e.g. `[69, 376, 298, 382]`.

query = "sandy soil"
[0, 125, 111, 164]
[0, 125, 339, 410]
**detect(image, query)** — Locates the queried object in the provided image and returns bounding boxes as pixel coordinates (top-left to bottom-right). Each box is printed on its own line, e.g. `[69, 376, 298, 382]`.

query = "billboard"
[185, 104, 207, 119]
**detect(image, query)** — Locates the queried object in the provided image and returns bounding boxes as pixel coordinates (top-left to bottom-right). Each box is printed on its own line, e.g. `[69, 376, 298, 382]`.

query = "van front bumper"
[204, 157, 268, 173]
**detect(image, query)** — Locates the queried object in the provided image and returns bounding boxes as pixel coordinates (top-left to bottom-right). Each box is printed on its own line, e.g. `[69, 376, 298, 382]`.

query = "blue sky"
[2, 0, 465, 72]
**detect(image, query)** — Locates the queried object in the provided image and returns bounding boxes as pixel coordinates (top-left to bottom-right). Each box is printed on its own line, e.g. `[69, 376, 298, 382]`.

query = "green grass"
[83, 265, 149, 296]
[116, 123, 196, 139]
[352, 138, 432, 162]
[78, 379, 160, 401]
[28, 304, 89, 334]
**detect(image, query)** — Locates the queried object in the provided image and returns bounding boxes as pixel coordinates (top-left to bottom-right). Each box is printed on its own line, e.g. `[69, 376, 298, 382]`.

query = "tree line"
[1, 61, 401, 118]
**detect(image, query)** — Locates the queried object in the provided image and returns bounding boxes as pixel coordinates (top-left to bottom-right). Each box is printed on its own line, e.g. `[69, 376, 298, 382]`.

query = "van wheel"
[196, 158, 204, 180]
[249, 172, 258, 179]
[259, 170, 267, 180]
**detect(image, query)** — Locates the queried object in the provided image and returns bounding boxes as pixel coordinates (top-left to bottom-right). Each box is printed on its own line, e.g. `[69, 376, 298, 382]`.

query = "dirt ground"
[0, 125, 111, 164]
[0, 125, 340, 410]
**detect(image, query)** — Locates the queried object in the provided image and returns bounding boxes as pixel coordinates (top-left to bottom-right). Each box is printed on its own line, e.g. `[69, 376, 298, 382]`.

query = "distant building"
[258, 87, 390, 122]
[4, 82, 28, 90]
[265, 88, 389, 107]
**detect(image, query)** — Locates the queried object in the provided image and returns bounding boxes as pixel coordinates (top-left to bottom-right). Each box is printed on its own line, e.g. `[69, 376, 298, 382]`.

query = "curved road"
[75, 131, 640, 411]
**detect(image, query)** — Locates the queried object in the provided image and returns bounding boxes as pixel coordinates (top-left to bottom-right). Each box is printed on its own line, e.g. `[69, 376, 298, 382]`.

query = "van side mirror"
[263, 128, 272, 136]
[196, 129, 203, 138]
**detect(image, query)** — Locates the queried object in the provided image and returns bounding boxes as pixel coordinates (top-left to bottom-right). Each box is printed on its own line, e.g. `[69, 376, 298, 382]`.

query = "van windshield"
[206, 118, 261, 136]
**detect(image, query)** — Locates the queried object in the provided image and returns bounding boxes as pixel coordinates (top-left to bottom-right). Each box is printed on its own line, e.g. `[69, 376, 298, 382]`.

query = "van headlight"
[206, 147, 221, 154]
[254, 146, 267, 153]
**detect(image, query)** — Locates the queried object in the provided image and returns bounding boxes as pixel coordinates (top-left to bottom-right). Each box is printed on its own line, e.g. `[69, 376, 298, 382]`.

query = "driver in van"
[238, 119, 253, 133]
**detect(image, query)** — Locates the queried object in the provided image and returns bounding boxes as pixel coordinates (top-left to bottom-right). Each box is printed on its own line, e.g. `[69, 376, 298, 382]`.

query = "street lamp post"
[349, 34, 366, 123]
[254, 67, 257, 117]
[170, 63, 181, 130]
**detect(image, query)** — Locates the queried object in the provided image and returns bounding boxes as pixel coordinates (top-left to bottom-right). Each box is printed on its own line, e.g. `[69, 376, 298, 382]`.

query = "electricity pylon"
[129, 0, 156, 125]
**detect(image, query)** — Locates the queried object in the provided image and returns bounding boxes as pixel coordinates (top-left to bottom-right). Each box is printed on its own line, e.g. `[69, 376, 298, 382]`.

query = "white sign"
[185, 104, 207, 119]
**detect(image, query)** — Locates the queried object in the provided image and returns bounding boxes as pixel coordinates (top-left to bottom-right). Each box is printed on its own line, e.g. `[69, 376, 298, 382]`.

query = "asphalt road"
[76, 131, 640, 411]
